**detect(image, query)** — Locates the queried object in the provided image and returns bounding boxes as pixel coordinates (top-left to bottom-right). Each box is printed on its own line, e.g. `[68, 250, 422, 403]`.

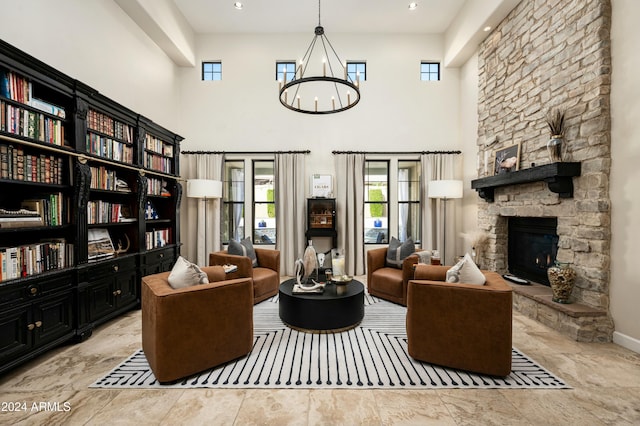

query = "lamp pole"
[187, 179, 223, 264]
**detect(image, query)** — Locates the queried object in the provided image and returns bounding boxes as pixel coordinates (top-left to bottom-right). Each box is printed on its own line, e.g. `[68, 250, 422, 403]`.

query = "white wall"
[458, 53, 479, 254]
[610, 0, 640, 352]
[0, 0, 181, 131]
[179, 33, 461, 179]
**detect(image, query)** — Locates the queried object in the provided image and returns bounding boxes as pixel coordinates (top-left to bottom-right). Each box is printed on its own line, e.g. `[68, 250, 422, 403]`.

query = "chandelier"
[278, 0, 361, 114]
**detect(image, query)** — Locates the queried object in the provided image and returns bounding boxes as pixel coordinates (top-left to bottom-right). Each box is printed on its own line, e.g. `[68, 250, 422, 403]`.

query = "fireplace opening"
[508, 217, 558, 285]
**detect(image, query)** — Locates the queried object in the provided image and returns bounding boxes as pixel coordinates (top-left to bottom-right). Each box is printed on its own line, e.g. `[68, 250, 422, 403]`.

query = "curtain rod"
[332, 150, 462, 155]
[181, 150, 311, 155]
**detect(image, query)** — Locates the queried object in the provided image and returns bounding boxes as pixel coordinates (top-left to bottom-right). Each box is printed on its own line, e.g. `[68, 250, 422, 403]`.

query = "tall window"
[346, 61, 366, 83]
[202, 61, 222, 81]
[222, 160, 245, 243]
[364, 161, 388, 244]
[398, 161, 421, 243]
[420, 61, 440, 81]
[276, 61, 296, 83]
[253, 160, 276, 245]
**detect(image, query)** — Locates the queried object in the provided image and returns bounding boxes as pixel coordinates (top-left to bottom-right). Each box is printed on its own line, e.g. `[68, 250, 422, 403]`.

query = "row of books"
[21, 193, 66, 227]
[1, 100, 65, 146]
[145, 228, 171, 250]
[1, 71, 66, 118]
[0, 240, 73, 281]
[86, 133, 134, 163]
[87, 200, 135, 225]
[89, 165, 131, 192]
[143, 153, 172, 174]
[86, 108, 134, 142]
[144, 134, 173, 157]
[147, 177, 171, 196]
[0, 143, 64, 184]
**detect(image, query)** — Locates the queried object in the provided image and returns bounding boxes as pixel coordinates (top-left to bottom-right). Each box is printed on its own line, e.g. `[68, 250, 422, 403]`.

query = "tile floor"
[1, 277, 639, 425]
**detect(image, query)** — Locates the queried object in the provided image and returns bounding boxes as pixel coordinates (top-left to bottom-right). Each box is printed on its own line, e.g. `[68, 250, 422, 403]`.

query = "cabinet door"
[116, 270, 138, 308]
[0, 304, 32, 366]
[33, 292, 74, 348]
[86, 277, 117, 322]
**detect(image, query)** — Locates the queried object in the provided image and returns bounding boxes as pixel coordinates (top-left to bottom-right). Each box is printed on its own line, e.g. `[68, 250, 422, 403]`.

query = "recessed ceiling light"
[483, 26, 492, 32]
[234, 2, 243, 10]
[408, 2, 418, 11]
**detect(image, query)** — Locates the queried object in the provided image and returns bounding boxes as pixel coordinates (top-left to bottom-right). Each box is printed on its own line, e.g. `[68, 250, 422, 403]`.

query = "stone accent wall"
[476, 0, 613, 339]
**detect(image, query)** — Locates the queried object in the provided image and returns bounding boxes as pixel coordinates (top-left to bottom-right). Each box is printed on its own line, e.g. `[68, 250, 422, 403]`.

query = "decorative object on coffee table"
[547, 261, 576, 304]
[302, 240, 318, 283]
[546, 108, 566, 163]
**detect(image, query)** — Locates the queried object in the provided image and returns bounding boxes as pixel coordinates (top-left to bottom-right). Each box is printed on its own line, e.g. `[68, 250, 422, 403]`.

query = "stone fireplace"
[474, 0, 614, 342]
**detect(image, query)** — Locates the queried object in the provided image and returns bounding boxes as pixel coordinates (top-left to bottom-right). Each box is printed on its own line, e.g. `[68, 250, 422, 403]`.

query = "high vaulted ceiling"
[172, 0, 466, 34]
[115, 0, 521, 67]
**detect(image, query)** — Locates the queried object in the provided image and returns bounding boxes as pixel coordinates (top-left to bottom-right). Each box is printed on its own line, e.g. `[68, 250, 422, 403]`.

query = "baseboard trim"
[613, 331, 640, 354]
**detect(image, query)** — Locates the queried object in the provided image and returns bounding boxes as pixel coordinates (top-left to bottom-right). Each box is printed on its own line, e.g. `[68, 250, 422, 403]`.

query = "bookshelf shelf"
[0, 39, 182, 374]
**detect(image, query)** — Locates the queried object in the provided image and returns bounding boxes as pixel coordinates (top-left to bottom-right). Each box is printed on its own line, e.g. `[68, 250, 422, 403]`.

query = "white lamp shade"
[428, 180, 463, 199]
[187, 179, 222, 199]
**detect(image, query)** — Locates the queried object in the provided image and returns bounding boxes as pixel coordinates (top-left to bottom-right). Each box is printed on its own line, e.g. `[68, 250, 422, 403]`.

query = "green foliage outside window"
[369, 189, 384, 217]
[267, 189, 275, 218]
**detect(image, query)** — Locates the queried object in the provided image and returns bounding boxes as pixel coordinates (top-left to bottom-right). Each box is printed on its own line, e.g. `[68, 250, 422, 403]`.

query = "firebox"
[508, 217, 558, 285]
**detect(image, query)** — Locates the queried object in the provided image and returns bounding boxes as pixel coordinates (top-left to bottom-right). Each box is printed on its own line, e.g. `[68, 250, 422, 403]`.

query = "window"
[253, 160, 276, 245]
[364, 161, 388, 244]
[346, 61, 366, 83]
[222, 160, 245, 243]
[276, 61, 296, 83]
[420, 61, 440, 81]
[398, 161, 421, 243]
[202, 61, 222, 81]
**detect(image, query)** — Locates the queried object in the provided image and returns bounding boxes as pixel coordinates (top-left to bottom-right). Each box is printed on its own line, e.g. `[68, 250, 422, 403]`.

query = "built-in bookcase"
[0, 39, 182, 374]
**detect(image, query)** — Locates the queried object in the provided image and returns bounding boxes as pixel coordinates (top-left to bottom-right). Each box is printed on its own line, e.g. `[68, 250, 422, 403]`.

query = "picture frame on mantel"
[494, 143, 521, 175]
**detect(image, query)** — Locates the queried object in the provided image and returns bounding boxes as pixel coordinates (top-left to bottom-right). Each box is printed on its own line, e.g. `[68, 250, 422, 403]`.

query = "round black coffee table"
[278, 278, 365, 332]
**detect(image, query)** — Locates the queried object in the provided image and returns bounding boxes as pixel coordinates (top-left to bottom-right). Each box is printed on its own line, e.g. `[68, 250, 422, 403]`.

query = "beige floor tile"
[234, 389, 310, 425]
[308, 389, 380, 425]
[373, 389, 456, 425]
[438, 389, 532, 426]
[162, 389, 246, 425]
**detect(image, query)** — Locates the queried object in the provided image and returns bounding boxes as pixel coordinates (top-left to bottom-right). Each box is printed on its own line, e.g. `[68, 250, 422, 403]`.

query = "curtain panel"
[334, 153, 365, 275]
[180, 153, 225, 266]
[420, 153, 459, 264]
[274, 153, 306, 275]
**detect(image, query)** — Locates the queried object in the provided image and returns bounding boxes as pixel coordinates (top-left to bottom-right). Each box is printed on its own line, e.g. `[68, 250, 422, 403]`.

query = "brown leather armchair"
[406, 264, 513, 377]
[366, 247, 420, 306]
[209, 248, 280, 304]
[142, 266, 253, 383]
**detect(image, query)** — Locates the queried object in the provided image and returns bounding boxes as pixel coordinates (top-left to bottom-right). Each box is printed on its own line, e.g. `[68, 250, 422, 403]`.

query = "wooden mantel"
[471, 162, 581, 202]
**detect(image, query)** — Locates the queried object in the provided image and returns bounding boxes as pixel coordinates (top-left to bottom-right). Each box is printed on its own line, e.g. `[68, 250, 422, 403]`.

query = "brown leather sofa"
[141, 266, 254, 383]
[366, 247, 421, 305]
[209, 248, 280, 304]
[406, 264, 513, 377]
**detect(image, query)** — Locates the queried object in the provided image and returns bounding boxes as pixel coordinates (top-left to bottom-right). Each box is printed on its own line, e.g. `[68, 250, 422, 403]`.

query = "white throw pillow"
[446, 253, 486, 285]
[168, 256, 209, 289]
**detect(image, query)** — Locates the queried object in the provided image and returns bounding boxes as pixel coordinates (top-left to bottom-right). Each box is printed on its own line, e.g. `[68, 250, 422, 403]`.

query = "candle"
[283, 67, 287, 83]
[297, 95, 301, 109]
[343, 62, 347, 80]
[332, 96, 335, 110]
[284, 89, 288, 104]
[315, 96, 318, 112]
[347, 91, 351, 104]
[278, 79, 282, 91]
[333, 256, 345, 276]
[323, 58, 326, 77]
[356, 71, 360, 86]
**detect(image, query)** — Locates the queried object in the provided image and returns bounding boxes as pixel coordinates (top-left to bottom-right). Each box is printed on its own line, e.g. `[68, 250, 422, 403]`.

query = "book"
[30, 97, 66, 119]
[87, 228, 115, 260]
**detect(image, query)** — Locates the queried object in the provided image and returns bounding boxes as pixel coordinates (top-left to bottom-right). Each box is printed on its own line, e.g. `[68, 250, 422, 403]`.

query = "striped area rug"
[91, 295, 569, 389]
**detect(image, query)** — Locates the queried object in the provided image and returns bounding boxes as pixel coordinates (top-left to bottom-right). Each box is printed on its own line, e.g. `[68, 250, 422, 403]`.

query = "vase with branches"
[546, 108, 566, 162]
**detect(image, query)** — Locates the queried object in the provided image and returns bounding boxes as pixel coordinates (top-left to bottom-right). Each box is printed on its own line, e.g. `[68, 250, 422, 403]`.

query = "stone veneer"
[476, 0, 614, 341]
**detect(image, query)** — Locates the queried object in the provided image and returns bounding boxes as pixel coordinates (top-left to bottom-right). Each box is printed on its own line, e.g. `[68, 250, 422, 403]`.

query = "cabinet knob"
[113, 289, 122, 296]
[27, 324, 35, 331]
[35, 321, 42, 328]
[29, 287, 38, 295]
[159, 253, 164, 258]
[113, 265, 119, 272]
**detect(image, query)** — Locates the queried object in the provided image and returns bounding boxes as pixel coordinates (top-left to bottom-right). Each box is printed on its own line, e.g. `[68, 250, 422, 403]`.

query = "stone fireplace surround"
[475, 0, 614, 342]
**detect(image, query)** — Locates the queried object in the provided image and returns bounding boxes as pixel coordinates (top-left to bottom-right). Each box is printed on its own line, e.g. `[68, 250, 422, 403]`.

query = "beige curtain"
[420, 153, 459, 264]
[180, 153, 225, 266]
[335, 153, 365, 275]
[274, 153, 306, 275]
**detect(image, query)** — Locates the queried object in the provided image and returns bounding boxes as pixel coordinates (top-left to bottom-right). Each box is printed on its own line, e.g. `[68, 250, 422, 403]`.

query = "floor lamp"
[187, 179, 223, 260]
[428, 179, 463, 266]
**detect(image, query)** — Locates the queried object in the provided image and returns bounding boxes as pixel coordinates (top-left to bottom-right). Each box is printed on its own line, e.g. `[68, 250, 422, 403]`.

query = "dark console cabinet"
[306, 198, 337, 247]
